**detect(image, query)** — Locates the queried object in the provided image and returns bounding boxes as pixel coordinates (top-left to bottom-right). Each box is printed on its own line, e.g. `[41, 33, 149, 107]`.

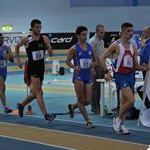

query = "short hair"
[121, 22, 133, 31]
[31, 19, 41, 28]
[96, 24, 104, 32]
[76, 26, 88, 35]
[0, 33, 3, 37]
[143, 26, 150, 31]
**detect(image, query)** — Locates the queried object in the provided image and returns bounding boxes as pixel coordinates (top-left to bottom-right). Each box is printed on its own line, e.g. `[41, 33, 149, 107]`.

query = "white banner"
[3, 33, 28, 52]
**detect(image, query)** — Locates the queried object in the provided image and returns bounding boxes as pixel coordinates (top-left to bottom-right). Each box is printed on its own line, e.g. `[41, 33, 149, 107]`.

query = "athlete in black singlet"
[15, 19, 56, 123]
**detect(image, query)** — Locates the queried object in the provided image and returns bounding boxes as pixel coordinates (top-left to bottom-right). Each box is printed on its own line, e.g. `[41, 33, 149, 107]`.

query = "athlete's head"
[0, 33, 4, 46]
[142, 26, 150, 39]
[96, 24, 105, 39]
[30, 19, 41, 35]
[76, 26, 88, 43]
[120, 22, 133, 40]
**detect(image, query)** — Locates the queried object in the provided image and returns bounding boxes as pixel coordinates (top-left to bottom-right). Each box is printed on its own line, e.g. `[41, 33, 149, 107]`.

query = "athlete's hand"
[49, 50, 53, 57]
[142, 63, 149, 71]
[74, 66, 81, 73]
[92, 68, 97, 78]
[104, 71, 112, 82]
[17, 59, 22, 69]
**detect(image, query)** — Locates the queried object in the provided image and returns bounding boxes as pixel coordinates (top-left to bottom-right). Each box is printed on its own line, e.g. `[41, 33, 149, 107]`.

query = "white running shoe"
[120, 124, 130, 135]
[113, 117, 122, 134]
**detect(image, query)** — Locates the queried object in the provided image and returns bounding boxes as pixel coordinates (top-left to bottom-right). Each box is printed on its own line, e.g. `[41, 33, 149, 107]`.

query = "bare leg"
[71, 83, 92, 110]
[74, 79, 89, 121]
[31, 76, 47, 115]
[0, 77, 6, 107]
[118, 87, 135, 121]
[85, 83, 92, 105]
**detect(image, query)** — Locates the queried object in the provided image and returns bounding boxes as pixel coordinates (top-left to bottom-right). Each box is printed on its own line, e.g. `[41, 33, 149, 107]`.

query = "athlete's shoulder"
[86, 42, 92, 49]
[42, 35, 50, 44]
[20, 36, 28, 43]
[42, 35, 48, 39]
[70, 45, 76, 51]
[109, 40, 119, 49]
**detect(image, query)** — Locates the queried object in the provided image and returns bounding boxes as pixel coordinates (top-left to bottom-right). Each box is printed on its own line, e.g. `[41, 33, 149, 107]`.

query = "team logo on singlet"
[78, 51, 82, 56]
[88, 51, 92, 56]
[38, 43, 44, 49]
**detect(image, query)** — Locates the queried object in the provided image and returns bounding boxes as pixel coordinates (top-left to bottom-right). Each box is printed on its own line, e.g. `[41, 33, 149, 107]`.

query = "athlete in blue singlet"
[0, 33, 14, 113]
[72, 42, 93, 84]
[66, 26, 97, 128]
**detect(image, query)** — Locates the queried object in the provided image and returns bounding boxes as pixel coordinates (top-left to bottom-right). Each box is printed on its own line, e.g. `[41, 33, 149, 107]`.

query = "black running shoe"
[17, 103, 24, 118]
[68, 104, 74, 118]
[86, 120, 94, 128]
[4, 107, 12, 114]
[45, 113, 56, 123]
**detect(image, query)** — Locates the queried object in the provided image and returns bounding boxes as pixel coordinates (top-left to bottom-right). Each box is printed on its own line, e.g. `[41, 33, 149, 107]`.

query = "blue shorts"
[0, 68, 7, 82]
[0, 74, 6, 81]
[72, 72, 92, 84]
[114, 72, 135, 90]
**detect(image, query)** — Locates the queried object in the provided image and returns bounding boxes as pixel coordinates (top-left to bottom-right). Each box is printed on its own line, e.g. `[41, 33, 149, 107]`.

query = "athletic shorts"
[0, 69, 7, 81]
[72, 72, 92, 84]
[27, 65, 44, 82]
[114, 72, 135, 90]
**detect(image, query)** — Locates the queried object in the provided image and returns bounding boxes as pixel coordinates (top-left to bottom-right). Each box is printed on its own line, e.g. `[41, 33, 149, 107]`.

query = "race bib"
[32, 50, 44, 61]
[0, 60, 6, 68]
[123, 55, 133, 68]
[80, 59, 91, 69]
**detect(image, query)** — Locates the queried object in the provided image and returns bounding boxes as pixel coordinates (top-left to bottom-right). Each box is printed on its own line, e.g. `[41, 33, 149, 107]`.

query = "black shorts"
[27, 66, 45, 82]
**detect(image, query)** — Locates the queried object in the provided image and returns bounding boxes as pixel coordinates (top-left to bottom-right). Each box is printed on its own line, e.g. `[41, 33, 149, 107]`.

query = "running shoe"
[45, 113, 56, 123]
[120, 124, 130, 135]
[112, 117, 122, 134]
[68, 104, 74, 118]
[4, 107, 12, 114]
[17, 103, 24, 118]
[86, 120, 94, 128]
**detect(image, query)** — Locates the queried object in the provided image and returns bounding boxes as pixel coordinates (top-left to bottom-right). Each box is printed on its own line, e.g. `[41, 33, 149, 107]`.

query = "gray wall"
[0, 0, 150, 33]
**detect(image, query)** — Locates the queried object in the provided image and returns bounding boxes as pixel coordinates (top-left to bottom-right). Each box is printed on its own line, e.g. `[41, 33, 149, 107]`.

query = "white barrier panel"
[52, 60, 60, 75]
[141, 108, 150, 127]
[70, 59, 74, 73]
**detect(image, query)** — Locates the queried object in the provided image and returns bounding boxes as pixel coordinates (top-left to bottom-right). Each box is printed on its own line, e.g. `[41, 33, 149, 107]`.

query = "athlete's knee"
[30, 92, 36, 99]
[123, 98, 135, 106]
[33, 88, 43, 97]
[129, 99, 135, 106]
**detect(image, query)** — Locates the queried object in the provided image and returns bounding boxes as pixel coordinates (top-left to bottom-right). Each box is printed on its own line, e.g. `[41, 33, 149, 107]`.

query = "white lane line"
[0, 121, 147, 147]
[0, 134, 78, 150]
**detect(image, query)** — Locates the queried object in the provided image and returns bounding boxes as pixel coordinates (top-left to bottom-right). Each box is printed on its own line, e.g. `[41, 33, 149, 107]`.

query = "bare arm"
[66, 46, 76, 69]
[43, 35, 53, 57]
[100, 43, 117, 71]
[100, 43, 118, 81]
[66, 46, 81, 73]
[7, 46, 14, 63]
